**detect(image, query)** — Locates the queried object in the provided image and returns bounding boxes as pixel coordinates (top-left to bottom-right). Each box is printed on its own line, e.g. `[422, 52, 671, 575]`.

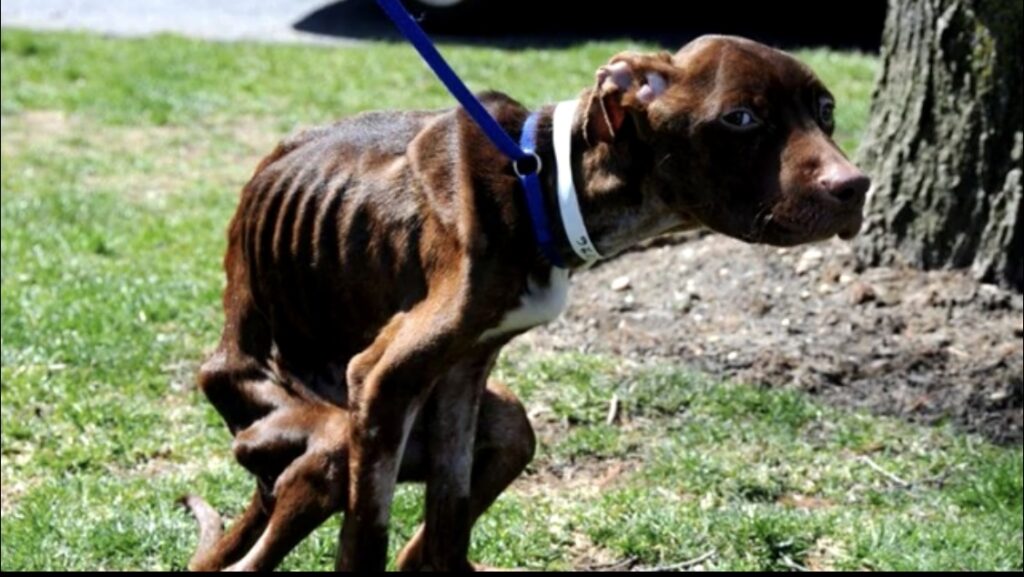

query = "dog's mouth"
[835, 213, 864, 240]
[753, 208, 864, 247]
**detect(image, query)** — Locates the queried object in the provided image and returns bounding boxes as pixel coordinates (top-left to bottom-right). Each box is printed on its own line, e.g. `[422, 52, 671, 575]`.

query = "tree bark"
[856, 0, 1023, 291]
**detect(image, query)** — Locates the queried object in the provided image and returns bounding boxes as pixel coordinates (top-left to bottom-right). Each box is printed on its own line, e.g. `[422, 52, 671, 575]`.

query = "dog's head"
[584, 35, 869, 246]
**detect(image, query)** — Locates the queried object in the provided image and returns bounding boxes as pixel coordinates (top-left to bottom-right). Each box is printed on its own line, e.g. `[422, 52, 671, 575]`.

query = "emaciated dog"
[183, 35, 869, 571]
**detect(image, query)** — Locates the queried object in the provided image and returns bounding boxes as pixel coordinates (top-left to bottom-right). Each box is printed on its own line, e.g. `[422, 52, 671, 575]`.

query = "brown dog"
[189, 35, 869, 571]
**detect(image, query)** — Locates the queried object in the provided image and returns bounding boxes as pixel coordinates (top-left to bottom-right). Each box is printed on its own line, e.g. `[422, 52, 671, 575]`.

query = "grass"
[1, 28, 1020, 571]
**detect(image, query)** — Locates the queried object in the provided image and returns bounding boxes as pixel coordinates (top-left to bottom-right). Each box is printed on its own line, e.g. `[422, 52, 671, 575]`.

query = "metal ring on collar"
[512, 152, 543, 178]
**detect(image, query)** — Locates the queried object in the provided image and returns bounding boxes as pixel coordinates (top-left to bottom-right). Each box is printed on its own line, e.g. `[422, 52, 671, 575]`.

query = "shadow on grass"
[294, 0, 886, 51]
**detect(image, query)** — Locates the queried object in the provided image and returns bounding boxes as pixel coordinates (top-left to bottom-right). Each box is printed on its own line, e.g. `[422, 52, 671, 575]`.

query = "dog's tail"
[178, 494, 224, 569]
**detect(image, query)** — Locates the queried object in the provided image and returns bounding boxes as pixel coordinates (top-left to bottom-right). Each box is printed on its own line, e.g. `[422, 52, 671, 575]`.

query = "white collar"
[553, 100, 602, 264]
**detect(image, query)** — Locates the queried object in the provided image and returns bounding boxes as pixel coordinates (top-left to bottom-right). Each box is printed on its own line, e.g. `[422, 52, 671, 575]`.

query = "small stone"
[920, 332, 952, 351]
[781, 318, 792, 328]
[977, 284, 1012, 310]
[849, 282, 877, 306]
[821, 263, 844, 284]
[750, 297, 771, 317]
[989, 390, 1010, 403]
[906, 288, 938, 309]
[718, 267, 730, 277]
[674, 292, 694, 312]
[839, 272, 856, 285]
[979, 284, 1002, 300]
[795, 247, 825, 275]
[726, 351, 739, 362]
[874, 286, 902, 307]
[699, 492, 716, 511]
[611, 276, 631, 292]
[818, 283, 834, 295]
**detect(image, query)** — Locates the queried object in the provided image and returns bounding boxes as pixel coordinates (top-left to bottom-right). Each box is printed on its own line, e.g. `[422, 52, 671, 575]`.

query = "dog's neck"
[533, 96, 696, 268]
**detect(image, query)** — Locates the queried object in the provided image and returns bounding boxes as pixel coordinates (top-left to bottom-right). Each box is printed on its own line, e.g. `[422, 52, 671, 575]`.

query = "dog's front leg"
[417, 351, 497, 571]
[337, 292, 469, 572]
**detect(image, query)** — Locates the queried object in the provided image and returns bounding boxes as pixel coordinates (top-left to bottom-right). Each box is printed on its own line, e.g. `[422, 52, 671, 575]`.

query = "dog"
[187, 34, 869, 572]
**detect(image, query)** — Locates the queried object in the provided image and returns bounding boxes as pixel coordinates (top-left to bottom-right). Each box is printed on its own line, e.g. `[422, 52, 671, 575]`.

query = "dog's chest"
[480, 269, 570, 342]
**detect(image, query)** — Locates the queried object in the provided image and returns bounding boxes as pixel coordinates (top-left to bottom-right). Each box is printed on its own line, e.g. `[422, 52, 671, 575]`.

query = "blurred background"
[2, 0, 887, 49]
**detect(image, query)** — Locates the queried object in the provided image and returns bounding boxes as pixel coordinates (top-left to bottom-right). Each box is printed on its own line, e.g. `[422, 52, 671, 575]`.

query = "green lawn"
[1, 29, 1021, 571]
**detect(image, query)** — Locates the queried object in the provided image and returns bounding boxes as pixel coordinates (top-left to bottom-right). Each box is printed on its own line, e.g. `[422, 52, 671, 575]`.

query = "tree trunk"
[856, 0, 1023, 291]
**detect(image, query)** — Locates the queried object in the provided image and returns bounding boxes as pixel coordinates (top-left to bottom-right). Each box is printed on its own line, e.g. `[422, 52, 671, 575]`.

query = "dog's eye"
[720, 108, 761, 131]
[819, 98, 836, 129]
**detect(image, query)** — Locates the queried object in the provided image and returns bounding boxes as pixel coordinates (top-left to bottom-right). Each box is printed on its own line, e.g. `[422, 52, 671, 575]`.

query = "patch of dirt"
[521, 235, 1024, 445]
[511, 434, 640, 572]
[1, 482, 12, 514]
[778, 494, 835, 511]
[0, 472, 38, 515]
[76, 117, 279, 203]
[13, 109, 74, 140]
[567, 536, 626, 573]
[516, 456, 637, 500]
[803, 538, 847, 572]
[514, 411, 639, 498]
[2, 111, 279, 202]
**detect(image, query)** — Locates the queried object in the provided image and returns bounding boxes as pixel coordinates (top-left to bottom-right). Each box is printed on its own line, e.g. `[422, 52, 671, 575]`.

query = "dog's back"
[229, 110, 438, 372]
[223, 93, 530, 382]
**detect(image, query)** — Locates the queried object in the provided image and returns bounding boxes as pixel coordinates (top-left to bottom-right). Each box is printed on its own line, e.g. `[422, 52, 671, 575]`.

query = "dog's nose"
[819, 165, 871, 206]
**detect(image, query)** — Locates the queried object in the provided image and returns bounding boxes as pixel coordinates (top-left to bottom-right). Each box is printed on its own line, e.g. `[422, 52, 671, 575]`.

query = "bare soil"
[521, 235, 1024, 445]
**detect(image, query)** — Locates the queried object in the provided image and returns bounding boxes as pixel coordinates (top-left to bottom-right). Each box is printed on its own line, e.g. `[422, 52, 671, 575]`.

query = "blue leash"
[375, 0, 565, 268]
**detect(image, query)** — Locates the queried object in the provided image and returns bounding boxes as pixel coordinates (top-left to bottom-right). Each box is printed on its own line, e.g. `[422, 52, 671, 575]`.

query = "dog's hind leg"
[459, 380, 536, 540]
[406, 351, 495, 571]
[186, 350, 293, 571]
[224, 407, 349, 571]
[397, 380, 536, 572]
[185, 353, 285, 572]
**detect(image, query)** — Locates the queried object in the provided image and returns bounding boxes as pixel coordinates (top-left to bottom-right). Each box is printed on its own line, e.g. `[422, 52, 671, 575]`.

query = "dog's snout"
[819, 165, 870, 207]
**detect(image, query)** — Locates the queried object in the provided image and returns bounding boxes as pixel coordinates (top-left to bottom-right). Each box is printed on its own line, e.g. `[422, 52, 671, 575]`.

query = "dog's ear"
[584, 51, 673, 145]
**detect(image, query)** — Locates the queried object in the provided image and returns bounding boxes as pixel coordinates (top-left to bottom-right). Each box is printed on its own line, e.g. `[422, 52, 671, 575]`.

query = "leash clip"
[512, 152, 543, 178]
